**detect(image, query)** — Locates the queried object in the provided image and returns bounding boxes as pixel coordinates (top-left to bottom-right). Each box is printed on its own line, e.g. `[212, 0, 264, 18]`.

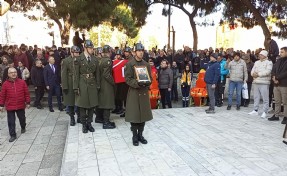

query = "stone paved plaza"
[1, 105, 287, 176]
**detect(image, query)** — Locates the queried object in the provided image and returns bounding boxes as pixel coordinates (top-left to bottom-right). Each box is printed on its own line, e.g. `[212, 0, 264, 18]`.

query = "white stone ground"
[61, 105, 287, 176]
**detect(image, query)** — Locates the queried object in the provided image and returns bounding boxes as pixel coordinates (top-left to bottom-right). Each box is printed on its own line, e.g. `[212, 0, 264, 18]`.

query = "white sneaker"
[261, 112, 267, 118]
[248, 110, 259, 115]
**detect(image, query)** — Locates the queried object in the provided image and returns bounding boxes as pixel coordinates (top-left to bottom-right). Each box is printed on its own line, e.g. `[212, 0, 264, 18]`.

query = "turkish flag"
[0, 1, 10, 16]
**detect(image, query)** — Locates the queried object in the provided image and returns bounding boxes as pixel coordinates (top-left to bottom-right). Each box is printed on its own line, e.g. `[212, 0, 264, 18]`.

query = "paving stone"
[23, 144, 48, 163]
[7, 143, 32, 154]
[40, 154, 63, 169]
[16, 161, 41, 176]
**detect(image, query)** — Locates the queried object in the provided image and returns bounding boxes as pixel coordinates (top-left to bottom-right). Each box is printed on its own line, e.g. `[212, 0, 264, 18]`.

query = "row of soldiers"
[62, 40, 153, 146]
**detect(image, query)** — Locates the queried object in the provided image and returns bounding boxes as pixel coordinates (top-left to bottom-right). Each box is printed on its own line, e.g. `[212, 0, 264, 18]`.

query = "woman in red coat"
[0, 68, 31, 142]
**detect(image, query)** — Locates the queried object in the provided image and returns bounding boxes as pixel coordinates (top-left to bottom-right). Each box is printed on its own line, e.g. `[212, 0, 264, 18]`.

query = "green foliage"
[222, 0, 287, 39]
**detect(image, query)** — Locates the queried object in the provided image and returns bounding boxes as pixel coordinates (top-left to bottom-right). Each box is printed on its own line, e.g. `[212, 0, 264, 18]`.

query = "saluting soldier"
[73, 40, 100, 133]
[61, 46, 80, 126]
[97, 45, 116, 129]
[124, 43, 153, 146]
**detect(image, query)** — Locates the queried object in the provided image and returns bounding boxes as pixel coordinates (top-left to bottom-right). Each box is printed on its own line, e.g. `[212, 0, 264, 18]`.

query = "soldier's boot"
[138, 123, 147, 144]
[131, 125, 139, 146]
[76, 111, 81, 123]
[70, 116, 76, 126]
[69, 111, 76, 126]
[103, 109, 116, 129]
[81, 116, 88, 133]
[111, 106, 119, 114]
[120, 112, 125, 118]
[87, 123, 95, 132]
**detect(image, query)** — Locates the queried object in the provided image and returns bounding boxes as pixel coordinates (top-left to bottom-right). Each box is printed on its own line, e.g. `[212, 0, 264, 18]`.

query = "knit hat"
[259, 50, 268, 58]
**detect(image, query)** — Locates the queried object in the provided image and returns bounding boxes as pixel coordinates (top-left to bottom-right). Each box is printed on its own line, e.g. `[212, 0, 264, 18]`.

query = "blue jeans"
[228, 81, 243, 106]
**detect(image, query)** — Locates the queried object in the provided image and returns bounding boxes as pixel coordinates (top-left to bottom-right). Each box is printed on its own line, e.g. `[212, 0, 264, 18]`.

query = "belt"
[81, 74, 94, 79]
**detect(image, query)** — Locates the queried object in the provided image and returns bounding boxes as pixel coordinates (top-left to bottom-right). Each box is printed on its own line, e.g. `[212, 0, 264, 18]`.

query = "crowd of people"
[0, 36, 286, 145]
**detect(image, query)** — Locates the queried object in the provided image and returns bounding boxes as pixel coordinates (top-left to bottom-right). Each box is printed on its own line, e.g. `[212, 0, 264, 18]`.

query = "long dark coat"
[61, 56, 76, 106]
[98, 57, 115, 110]
[124, 57, 153, 123]
[73, 53, 100, 108]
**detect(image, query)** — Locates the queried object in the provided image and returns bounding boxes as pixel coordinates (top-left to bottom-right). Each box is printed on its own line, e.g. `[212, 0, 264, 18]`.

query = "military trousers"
[80, 107, 94, 124]
[96, 108, 111, 122]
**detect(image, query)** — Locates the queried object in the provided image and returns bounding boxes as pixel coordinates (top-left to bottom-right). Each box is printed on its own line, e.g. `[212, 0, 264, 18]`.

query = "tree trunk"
[189, 16, 198, 51]
[60, 14, 72, 46]
[241, 0, 271, 49]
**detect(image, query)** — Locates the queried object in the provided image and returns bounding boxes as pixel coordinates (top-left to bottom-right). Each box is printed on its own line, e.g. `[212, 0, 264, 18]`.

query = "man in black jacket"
[268, 47, 287, 125]
[31, 60, 45, 109]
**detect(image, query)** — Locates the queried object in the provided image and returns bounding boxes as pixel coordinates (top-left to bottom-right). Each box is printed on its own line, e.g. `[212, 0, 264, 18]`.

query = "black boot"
[70, 116, 76, 126]
[138, 125, 147, 144]
[131, 126, 139, 146]
[87, 123, 95, 132]
[76, 111, 81, 123]
[103, 121, 116, 129]
[111, 106, 119, 114]
[120, 113, 125, 117]
[82, 121, 88, 133]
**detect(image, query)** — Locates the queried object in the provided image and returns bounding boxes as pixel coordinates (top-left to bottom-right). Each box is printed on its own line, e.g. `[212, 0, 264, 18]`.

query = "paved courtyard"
[61, 106, 287, 176]
[0, 105, 287, 176]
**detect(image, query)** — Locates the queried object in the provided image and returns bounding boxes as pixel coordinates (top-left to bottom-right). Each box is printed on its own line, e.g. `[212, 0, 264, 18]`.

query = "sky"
[0, 3, 286, 51]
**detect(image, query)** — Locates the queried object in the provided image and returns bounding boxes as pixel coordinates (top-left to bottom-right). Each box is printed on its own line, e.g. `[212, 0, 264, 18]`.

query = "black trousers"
[160, 89, 172, 109]
[171, 83, 178, 101]
[80, 107, 94, 124]
[215, 82, 225, 105]
[95, 108, 110, 122]
[7, 109, 26, 137]
[34, 86, 45, 106]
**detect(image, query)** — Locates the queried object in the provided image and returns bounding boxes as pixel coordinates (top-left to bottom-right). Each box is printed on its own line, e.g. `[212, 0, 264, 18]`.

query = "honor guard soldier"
[61, 46, 80, 126]
[124, 43, 153, 146]
[123, 47, 133, 61]
[96, 45, 116, 129]
[73, 40, 100, 133]
[113, 49, 129, 117]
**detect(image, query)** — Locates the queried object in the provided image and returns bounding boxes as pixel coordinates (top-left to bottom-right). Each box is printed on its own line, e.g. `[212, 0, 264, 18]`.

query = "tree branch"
[39, 0, 63, 30]
[147, 0, 191, 16]
[4, 0, 14, 6]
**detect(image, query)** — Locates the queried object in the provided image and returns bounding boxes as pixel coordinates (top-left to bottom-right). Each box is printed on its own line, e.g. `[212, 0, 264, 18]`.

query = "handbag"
[242, 83, 248, 99]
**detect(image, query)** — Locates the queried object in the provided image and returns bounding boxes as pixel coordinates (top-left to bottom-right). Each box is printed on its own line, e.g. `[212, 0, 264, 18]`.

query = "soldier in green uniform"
[61, 46, 80, 126]
[97, 45, 116, 129]
[124, 43, 153, 146]
[119, 47, 133, 118]
[73, 40, 100, 133]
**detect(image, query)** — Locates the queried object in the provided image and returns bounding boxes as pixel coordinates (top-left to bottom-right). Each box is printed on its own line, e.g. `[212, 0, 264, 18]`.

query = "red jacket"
[14, 53, 30, 70]
[0, 78, 30, 111]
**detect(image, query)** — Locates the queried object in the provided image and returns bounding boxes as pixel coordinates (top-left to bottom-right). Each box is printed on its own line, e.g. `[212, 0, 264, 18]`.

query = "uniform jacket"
[61, 56, 76, 106]
[98, 57, 115, 109]
[251, 59, 273, 85]
[0, 78, 30, 110]
[181, 71, 192, 86]
[73, 52, 100, 108]
[124, 58, 153, 123]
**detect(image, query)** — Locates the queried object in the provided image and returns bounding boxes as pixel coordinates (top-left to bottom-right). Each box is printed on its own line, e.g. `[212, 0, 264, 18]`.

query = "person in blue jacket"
[204, 53, 221, 114]
[215, 53, 229, 107]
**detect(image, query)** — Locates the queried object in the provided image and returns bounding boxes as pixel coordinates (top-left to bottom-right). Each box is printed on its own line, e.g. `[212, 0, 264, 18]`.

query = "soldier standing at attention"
[61, 46, 80, 126]
[74, 40, 100, 133]
[97, 45, 116, 129]
[124, 43, 153, 146]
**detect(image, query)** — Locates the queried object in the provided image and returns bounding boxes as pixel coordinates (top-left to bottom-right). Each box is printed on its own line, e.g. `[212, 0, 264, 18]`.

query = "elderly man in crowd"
[248, 50, 273, 118]
[0, 68, 30, 142]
